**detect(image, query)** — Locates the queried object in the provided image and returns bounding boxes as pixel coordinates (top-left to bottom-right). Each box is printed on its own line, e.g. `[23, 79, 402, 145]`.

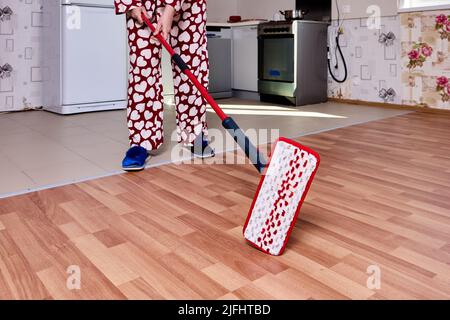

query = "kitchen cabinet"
[232, 25, 259, 92]
[162, 22, 261, 100]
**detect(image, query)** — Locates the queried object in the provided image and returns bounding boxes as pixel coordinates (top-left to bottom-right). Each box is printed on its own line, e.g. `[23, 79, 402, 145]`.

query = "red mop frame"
[242, 137, 321, 256]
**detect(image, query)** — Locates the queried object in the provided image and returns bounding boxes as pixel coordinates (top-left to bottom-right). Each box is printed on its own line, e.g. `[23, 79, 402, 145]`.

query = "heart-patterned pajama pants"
[115, 0, 209, 150]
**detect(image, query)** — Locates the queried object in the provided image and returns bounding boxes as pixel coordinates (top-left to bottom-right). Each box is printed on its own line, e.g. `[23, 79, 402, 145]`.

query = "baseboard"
[232, 90, 260, 101]
[328, 98, 450, 115]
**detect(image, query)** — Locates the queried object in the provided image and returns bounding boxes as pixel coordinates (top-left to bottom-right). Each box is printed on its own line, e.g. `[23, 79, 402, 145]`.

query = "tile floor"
[0, 98, 410, 198]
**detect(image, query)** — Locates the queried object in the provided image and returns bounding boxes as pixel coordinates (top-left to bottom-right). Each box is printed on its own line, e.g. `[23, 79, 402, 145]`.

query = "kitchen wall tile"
[0, 0, 44, 112]
[328, 15, 402, 105]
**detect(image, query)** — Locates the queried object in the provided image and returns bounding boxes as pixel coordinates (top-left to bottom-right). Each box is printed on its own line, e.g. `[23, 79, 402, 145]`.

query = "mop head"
[243, 137, 320, 256]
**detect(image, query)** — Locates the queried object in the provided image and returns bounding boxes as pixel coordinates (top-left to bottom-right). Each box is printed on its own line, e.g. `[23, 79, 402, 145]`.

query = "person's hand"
[154, 6, 176, 39]
[128, 6, 150, 25]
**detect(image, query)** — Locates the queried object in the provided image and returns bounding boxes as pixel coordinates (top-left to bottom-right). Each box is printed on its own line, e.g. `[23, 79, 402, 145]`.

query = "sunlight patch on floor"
[208, 104, 347, 119]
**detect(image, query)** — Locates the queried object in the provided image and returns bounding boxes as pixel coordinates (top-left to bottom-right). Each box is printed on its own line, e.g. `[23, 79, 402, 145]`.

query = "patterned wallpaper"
[0, 0, 44, 112]
[401, 10, 450, 110]
[329, 10, 450, 110]
[328, 16, 402, 105]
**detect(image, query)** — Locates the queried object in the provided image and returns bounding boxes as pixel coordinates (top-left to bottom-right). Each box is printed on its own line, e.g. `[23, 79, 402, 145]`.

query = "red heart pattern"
[115, 0, 209, 150]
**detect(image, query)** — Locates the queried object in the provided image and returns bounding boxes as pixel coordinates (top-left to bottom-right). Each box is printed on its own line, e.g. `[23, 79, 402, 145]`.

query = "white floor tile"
[23, 158, 108, 187]
[0, 99, 410, 198]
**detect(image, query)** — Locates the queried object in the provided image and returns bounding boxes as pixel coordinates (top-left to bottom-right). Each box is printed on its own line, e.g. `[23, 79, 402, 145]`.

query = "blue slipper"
[190, 135, 215, 159]
[122, 146, 149, 171]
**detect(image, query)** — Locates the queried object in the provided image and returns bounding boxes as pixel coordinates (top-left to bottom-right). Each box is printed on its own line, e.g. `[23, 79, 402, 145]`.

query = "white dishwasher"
[42, 0, 127, 114]
[206, 26, 232, 99]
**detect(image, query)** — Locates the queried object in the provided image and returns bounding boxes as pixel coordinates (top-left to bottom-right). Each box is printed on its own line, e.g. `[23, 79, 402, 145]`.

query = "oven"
[258, 23, 295, 83]
[257, 20, 329, 106]
[258, 22, 297, 103]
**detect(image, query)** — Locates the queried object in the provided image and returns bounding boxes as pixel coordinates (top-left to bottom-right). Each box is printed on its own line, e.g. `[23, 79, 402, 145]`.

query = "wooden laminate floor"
[0, 111, 449, 300]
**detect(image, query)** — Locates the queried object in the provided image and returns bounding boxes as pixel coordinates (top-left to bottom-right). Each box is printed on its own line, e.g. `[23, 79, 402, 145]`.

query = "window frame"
[398, 0, 450, 13]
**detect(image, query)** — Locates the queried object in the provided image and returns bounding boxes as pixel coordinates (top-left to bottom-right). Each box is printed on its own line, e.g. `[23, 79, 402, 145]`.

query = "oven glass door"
[258, 35, 295, 82]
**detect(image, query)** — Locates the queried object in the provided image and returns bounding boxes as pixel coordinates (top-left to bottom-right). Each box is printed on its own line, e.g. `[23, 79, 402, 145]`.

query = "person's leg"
[170, 0, 209, 147]
[123, 2, 165, 170]
[126, 7, 164, 153]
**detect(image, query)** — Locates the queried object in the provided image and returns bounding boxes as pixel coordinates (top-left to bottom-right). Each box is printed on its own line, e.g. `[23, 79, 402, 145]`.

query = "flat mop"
[142, 14, 320, 256]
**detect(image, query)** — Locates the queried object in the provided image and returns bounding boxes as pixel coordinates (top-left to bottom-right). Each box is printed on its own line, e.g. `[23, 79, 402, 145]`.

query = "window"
[399, 0, 450, 11]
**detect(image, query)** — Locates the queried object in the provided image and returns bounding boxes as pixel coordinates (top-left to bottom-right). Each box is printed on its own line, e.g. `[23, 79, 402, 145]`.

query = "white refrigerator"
[43, 0, 127, 114]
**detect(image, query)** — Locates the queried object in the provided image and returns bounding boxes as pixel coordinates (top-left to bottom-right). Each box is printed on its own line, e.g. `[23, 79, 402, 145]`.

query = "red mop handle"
[141, 14, 228, 121]
[141, 13, 267, 173]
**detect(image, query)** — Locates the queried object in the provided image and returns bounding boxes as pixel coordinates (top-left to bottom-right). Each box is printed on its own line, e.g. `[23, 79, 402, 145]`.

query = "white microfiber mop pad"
[243, 137, 320, 256]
